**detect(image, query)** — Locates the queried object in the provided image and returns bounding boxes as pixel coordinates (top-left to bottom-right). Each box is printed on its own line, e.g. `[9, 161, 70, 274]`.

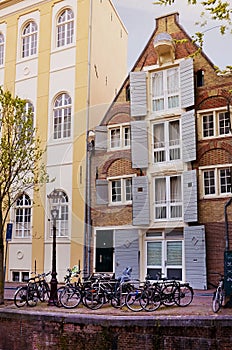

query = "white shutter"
[180, 58, 194, 108]
[132, 176, 149, 226]
[96, 179, 108, 205]
[183, 170, 198, 223]
[131, 120, 148, 168]
[95, 126, 107, 151]
[130, 71, 147, 117]
[182, 110, 196, 162]
[115, 229, 139, 279]
[184, 225, 207, 289]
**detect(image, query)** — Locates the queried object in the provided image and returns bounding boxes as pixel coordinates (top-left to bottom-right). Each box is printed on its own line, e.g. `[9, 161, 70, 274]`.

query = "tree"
[0, 88, 49, 304]
[153, 0, 232, 72]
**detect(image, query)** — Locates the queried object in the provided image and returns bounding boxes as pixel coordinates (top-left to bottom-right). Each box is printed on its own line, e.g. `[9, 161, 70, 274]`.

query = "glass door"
[146, 240, 183, 280]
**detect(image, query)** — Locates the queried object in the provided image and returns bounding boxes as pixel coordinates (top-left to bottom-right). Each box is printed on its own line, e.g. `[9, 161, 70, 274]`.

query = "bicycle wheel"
[83, 288, 104, 310]
[14, 286, 28, 307]
[125, 289, 143, 312]
[26, 287, 38, 307]
[140, 289, 161, 312]
[161, 284, 175, 306]
[60, 286, 81, 309]
[212, 289, 223, 313]
[111, 286, 126, 308]
[175, 284, 194, 307]
[54, 286, 66, 307]
[39, 282, 50, 302]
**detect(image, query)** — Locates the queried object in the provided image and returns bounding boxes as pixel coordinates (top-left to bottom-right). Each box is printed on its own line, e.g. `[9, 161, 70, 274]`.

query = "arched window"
[15, 194, 31, 238]
[53, 93, 72, 139]
[49, 190, 69, 237]
[22, 21, 38, 58]
[0, 33, 4, 65]
[23, 101, 34, 141]
[57, 8, 74, 47]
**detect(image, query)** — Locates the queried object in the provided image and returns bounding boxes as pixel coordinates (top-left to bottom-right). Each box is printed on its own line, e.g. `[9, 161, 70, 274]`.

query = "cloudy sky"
[112, 0, 232, 71]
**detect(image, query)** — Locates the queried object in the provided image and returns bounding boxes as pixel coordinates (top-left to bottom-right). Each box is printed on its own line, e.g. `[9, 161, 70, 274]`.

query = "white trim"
[199, 164, 232, 198]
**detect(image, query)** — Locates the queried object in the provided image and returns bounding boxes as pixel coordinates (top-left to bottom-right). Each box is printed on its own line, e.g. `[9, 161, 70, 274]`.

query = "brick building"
[90, 12, 232, 289]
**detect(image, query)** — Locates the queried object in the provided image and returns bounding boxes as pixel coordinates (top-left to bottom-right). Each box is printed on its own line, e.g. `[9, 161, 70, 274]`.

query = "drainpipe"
[225, 197, 232, 252]
[83, 0, 93, 278]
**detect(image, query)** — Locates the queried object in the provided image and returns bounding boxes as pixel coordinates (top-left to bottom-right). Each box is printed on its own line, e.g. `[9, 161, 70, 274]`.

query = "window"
[22, 21, 37, 58]
[219, 112, 231, 135]
[12, 271, 29, 282]
[0, 33, 4, 65]
[22, 101, 34, 140]
[152, 67, 179, 112]
[109, 177, 132, 204]
[53, 93, 72, 139]
[203, 114, 214, 137]
[126, 85, 130, 101]
[49, 190, 69, 237]
[154, 175, 182, 220]
[203, 167, 232, 197]
[57, 8, 74, 47]
[153, 120, 180, 163]
[202, 110, 231, 138]
[196, 69, 204, 87]
[15, 194, 31, 238]
[203, 170, 215, 195]
[146, 231, 183, 280]
[109, 124, 130, 149]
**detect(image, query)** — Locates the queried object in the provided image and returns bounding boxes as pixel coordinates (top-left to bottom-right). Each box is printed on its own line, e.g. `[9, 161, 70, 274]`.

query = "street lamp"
[47, 189, 63, 305]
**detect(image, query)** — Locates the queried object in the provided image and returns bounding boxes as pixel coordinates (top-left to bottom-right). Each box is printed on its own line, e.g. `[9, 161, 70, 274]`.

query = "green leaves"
[0, 87, 49, 212]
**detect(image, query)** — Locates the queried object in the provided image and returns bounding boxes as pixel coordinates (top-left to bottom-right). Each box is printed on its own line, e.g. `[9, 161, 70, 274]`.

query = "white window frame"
[15, 193, 32, 238]
[108, 123, 131, 150]
[153, 175, 182, 221]
[108, 175, 134, 205]
[152, 119, 181, 163]
[201, 164, 232, 198]
[145, 230, 184, 281]
[53, 93, 72, 140]
[49, 190, 69, 237]
[56, 8, 74, 48]
[21, 21, 38, 58]
[0, 32, 4, 66]
[200, 108, 231, 139]
[151, 66, 180, 114]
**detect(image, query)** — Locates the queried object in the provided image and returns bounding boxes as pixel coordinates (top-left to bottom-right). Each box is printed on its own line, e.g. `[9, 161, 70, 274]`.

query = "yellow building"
[0, 0, 127, 282]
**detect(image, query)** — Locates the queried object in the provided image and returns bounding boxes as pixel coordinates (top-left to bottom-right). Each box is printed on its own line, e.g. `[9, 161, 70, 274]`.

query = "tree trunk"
[0, 236, 4, 304]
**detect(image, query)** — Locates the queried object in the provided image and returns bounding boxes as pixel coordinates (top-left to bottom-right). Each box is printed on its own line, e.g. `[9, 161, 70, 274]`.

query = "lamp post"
[47, 189, 62, 305]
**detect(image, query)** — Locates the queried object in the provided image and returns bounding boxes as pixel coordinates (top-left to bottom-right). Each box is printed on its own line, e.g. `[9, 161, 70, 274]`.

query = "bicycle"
[82, 267, 134, 310]
[14, 272, 51, 307]
[139, 274, 194, 312]
[212, 272, 224, 313]
[59, 269, 105, 309]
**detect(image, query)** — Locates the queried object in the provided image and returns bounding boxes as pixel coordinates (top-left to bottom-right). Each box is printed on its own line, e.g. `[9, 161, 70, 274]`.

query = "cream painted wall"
[89, 0, 128, 129]
[1, 0, 128, 281]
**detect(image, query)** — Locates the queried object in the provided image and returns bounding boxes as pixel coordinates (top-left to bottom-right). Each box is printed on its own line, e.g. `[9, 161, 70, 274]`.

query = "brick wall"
[1, 310, 232, 350]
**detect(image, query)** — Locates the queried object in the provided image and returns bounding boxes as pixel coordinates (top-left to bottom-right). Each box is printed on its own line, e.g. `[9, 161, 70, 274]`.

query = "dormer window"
[153, 32, 175, 66]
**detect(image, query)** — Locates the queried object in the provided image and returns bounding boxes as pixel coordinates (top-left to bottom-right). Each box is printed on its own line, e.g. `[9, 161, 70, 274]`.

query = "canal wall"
[0, 308, 232, 350]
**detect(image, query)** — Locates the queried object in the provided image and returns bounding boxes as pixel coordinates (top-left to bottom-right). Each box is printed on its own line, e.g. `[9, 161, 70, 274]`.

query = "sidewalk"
[3, 282, 232, 317]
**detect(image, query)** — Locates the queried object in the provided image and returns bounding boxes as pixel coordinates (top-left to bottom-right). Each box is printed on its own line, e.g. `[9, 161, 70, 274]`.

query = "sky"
[112, 0, 232, 71]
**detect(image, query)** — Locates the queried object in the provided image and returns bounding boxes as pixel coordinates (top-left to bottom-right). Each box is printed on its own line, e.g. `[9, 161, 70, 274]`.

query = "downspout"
[224, 197, 232, 252]
[224, 107, 232, 253]
[83, 0, 93, 278]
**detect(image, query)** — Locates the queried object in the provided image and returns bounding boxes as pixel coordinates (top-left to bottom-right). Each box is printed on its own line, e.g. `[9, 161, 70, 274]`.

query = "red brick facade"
[91, 12, 232, 286]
